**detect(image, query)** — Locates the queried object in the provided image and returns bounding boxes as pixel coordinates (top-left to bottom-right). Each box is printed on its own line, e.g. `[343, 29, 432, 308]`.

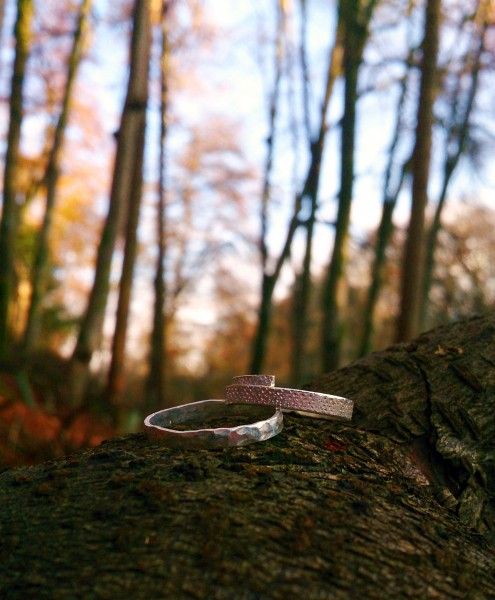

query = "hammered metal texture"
[225, 384, 353, 420]
[144, 399, 283, 448]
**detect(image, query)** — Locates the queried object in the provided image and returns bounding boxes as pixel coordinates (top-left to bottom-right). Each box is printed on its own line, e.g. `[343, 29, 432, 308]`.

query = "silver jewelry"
[144, 399, 283, 448]
[225, 376, 353, 420]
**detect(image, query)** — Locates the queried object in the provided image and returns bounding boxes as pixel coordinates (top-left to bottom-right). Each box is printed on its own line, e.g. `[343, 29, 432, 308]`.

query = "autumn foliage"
[0, 0, 494, 466]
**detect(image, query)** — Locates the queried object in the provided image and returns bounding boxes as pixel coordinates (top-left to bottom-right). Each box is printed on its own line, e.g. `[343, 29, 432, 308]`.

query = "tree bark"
[106, 2, 152, 409]
[395, 0, 440, 342]
[321, 0, 374, 372]
[2, 314, 495, 597]
[0, 0, 33, 359]
[146, 0, 170, 410]
[22, 0, 93, 356]
[69, 0, 152, 406]
[420, 12, 487, 330]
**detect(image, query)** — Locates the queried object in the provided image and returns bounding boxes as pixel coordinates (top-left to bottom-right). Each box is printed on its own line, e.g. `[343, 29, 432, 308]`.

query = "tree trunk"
[250, 272, 277, 373]
[358, 200, 395, 357]
[22, 0, 92, 356]
[106, 123, 147, 409]
[251, 9, 343, 376]
[2, 314, 495, 597]
[146, 0, 170, 410]
[0, 0, 33, 359]
[106, 2, 152, 409]
[291, 18, 343, 385]
[69, 0, 152, 406]
[420, 13, 487, 330]
[0, 1, 6, 59]
[358, 45, 414, 358]
[249, 2, 285, 375]
[321, 0, 372, 372]
[395, 0, 440, 342]
[260, 0, 284, 274]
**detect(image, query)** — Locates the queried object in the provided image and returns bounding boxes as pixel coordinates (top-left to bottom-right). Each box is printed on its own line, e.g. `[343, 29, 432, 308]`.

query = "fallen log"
[1, 315, 494, 598]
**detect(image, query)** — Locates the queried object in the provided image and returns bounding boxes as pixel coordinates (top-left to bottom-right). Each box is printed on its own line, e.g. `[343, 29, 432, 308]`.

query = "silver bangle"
[225, 376, 353, 420]
[144, 399, 283, 448]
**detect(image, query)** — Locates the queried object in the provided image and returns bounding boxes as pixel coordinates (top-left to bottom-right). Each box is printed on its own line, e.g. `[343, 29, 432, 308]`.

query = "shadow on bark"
[1, 315, 494, 598]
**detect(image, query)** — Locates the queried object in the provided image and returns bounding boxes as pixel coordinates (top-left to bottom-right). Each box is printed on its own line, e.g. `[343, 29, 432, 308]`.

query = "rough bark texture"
[395, 0, 440, 342]
[0, 0, 33, 358]
[1, 315, 495, 598]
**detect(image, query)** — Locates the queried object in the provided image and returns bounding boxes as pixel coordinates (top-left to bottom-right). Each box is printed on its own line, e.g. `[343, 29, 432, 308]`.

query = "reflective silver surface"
[225, 382, 353, 420]
[144, 399, 283, 448]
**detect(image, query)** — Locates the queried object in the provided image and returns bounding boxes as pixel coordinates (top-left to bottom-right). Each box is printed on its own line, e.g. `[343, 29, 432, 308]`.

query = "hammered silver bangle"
[225, 375, 353, 420]
[144, 399, 283, 448]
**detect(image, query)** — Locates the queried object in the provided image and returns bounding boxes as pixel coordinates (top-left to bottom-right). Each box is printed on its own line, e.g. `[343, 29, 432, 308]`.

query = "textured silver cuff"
[144, 399, 283, 447]
[232, 374, 275, 387]
[225, 379, 353, 420]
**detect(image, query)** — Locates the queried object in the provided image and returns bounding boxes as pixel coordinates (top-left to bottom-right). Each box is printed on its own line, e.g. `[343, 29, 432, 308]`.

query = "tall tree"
[420, 7, 488, 329]
[320, 0, 376, 372]
[69, 0, 152, 406]
[395, 0, 441, 342]
[261, 0, 284, 279]
[358, 43, 415, 358]
[106, 0, 151, 408]
[251, 3, 346, 375]
[22, 0, 93, 355]
[0, 0, 34, 359]
[249, 0, 285, 374]
[106, 5, 151, 409]
[146, 0, 170, 409]
[291, 13, 343, 384]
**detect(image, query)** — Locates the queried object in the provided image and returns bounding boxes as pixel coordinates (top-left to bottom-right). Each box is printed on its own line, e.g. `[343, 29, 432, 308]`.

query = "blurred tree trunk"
[260, 0, 284, 277]
[0, 0, 33, 359]
[395, 0, 440, 342]
[106, 3, 152, 409]
[69, 0, 152, 406]
[321, 0, 376, 372]
[358, 45, 414, 358]
[0, 1, 6, 51]
[291, 19, 343, 385]
[420, 12, 487, 330]
[146, 0, 170, 410]
[249, 1, 285, 375]
[250, 158, 328, 374]
[22, 0, 92, 356]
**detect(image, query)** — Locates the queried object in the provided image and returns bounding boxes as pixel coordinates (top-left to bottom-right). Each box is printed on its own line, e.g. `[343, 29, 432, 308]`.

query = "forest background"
[0, 0, 494, 466]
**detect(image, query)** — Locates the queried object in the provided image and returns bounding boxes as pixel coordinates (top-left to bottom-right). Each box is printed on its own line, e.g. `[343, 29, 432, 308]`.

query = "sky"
[1, 0, 494, 372]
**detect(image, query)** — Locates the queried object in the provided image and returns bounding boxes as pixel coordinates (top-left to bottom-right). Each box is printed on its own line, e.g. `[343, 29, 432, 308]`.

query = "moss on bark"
[1, 315, 495, 598]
